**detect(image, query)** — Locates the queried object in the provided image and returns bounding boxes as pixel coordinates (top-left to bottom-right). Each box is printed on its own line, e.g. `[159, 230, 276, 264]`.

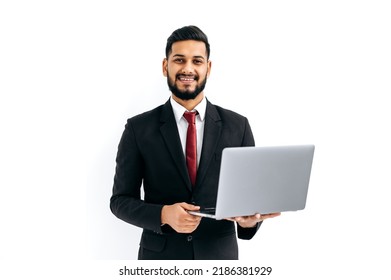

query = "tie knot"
[183, 111, 197, 124]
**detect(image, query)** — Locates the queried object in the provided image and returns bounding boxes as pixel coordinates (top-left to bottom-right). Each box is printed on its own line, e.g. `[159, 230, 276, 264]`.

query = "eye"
[193, 59, 203, 65]
[174, 58, 184, 63]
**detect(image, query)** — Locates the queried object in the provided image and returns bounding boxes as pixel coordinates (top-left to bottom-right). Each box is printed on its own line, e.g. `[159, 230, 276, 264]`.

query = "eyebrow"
[172, 54, 206, 60]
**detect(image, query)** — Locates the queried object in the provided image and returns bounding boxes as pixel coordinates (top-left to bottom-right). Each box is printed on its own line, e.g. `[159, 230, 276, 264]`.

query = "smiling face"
[163, 40, 211, 101]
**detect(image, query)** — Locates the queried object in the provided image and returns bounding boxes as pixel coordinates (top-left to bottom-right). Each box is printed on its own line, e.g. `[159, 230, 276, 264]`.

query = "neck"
[171, 92, 204, 111]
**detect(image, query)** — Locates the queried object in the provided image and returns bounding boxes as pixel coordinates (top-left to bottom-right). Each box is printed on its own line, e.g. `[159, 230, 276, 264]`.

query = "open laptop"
[188, 145, 315, 220]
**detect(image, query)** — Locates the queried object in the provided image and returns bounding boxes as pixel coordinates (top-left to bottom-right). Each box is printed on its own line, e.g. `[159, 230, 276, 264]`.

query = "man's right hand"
[161, 202, 202, 233]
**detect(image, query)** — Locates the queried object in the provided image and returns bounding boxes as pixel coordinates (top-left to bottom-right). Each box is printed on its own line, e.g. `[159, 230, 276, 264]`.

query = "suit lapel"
[196, 101, 222, 188]
[159, 100, 192, 190]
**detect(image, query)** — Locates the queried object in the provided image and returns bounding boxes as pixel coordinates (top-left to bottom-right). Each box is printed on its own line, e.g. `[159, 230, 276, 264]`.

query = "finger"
[254, 213, 261, 220]
[179, 203, 201, 211]
[233, 216, 253, 221]
[263, 212, 281, 219]
[177, 223, 200, 233]
[184, 217, 201, 224]
[183, 222, 199, 228]
[183, 218, 201, 225]
[184, 211, 202, 219]
[226, 216, 248, 223]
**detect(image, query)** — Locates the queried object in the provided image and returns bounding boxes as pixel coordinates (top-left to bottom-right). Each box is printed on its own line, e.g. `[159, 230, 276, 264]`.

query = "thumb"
[179, 203, 200, 211]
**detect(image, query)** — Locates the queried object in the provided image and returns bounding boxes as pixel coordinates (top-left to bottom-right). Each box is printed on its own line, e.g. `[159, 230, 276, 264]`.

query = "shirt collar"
[170, 95, 207, 123]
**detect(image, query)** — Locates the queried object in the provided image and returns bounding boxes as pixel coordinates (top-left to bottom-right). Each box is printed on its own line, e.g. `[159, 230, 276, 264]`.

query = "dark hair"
[165, 25, 210, 59]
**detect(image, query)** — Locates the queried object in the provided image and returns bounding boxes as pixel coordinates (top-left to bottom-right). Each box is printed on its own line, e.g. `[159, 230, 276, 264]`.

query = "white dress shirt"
[170, 96, 206, 167]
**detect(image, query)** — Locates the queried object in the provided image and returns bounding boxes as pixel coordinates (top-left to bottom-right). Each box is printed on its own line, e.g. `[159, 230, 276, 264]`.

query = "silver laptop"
[188, 145, 315, 220]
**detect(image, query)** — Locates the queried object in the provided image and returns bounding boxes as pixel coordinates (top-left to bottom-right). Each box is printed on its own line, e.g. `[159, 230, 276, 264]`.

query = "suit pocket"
[139, 231, 167, 253]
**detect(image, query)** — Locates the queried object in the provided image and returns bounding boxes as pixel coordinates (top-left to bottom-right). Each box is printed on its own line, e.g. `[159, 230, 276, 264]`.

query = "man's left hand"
[226, 212, 281, 228]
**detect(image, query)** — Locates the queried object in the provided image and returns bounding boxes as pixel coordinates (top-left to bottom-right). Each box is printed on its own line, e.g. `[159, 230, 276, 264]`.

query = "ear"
[207, 60, 212, 78]
[162, 58, 168, 77]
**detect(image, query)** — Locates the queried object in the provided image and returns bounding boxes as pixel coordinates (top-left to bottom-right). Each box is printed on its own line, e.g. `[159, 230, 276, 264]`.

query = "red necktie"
[183, 111, 197, 187]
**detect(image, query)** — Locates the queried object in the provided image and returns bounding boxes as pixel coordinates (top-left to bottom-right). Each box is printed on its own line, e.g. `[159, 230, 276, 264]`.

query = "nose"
[181, 61, 194, 74]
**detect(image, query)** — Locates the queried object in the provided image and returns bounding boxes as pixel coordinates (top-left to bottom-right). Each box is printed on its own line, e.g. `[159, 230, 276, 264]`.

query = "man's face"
[163, 40, 211, 100]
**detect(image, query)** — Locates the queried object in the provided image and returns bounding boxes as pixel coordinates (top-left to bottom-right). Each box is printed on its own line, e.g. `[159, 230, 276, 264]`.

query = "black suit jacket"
[110, 99, 261, 260]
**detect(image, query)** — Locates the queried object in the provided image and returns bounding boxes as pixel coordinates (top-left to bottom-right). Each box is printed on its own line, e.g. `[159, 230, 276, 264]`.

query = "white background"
[1, 0, 390, 279]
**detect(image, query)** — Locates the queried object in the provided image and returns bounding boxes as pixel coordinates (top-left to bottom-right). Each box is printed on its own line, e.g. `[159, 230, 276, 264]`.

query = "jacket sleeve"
[241, 117, 256, 147]
[237, 222, 262, 240]
[110, 120, 164, 233]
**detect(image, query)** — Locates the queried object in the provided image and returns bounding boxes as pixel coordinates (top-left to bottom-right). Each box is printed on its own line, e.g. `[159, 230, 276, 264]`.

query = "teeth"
[179, 76, 195, 81]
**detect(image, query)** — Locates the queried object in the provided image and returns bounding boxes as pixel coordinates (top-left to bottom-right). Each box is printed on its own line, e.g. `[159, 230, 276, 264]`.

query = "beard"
[167, 73, 207, 100]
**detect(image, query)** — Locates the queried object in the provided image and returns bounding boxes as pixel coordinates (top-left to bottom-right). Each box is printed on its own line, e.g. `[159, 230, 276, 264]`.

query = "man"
[110, 25, 280, 260]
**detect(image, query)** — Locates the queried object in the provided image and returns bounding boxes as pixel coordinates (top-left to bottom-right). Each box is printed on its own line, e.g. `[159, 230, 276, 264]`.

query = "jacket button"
[187, 235, 193, 242]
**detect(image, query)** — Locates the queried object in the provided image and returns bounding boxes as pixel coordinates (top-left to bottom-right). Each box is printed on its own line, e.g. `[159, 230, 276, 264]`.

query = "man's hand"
[161, 202, 202, 233]
[227, 212, 281, 228]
